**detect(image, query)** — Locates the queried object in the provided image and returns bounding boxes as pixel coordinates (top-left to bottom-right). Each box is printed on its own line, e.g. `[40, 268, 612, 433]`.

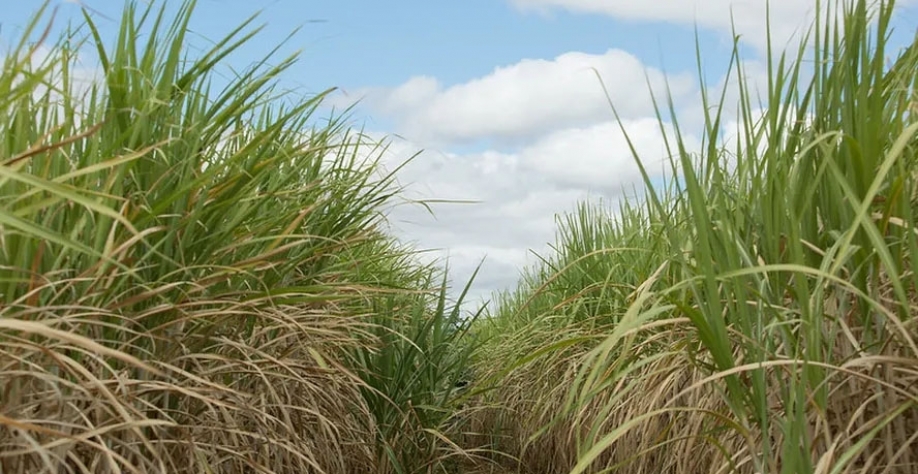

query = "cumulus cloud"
[332, 36, 719, 305]
[363, 117, 700, 306]
[518, 118, 689, 192]
[509, 0, 918, 53]
[508, 0, 827, 52]
[327, 5, 797, 305]
[6, 43, 102, 100]
[0, 42, 104, 137]
[349, 49, 696, 146]
[331, 0, 918, 309]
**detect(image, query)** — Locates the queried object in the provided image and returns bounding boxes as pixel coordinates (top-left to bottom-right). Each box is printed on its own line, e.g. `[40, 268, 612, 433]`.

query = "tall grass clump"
[0, 2, 476, 473]
[470, 0, 918, 472]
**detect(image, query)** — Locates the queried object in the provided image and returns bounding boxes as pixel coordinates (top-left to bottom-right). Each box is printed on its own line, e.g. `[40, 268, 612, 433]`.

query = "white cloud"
[365, 118, 700, 306]
[508, 0, 826, 52]
[519, 118, 687, 192]
[333, 0, 918, 308]
[329, 3, 812, 305]
[5, 43, 101, 101]
[348, 49, 696, 145]
[509, 0, 918, 53]
[335, 37, 719, 306]
[0, 43, 103, 138]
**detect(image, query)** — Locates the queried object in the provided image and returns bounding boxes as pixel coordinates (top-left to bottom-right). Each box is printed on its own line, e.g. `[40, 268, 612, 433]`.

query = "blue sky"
[4, 0, 917, 307]
[2, 1, 730, 89]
